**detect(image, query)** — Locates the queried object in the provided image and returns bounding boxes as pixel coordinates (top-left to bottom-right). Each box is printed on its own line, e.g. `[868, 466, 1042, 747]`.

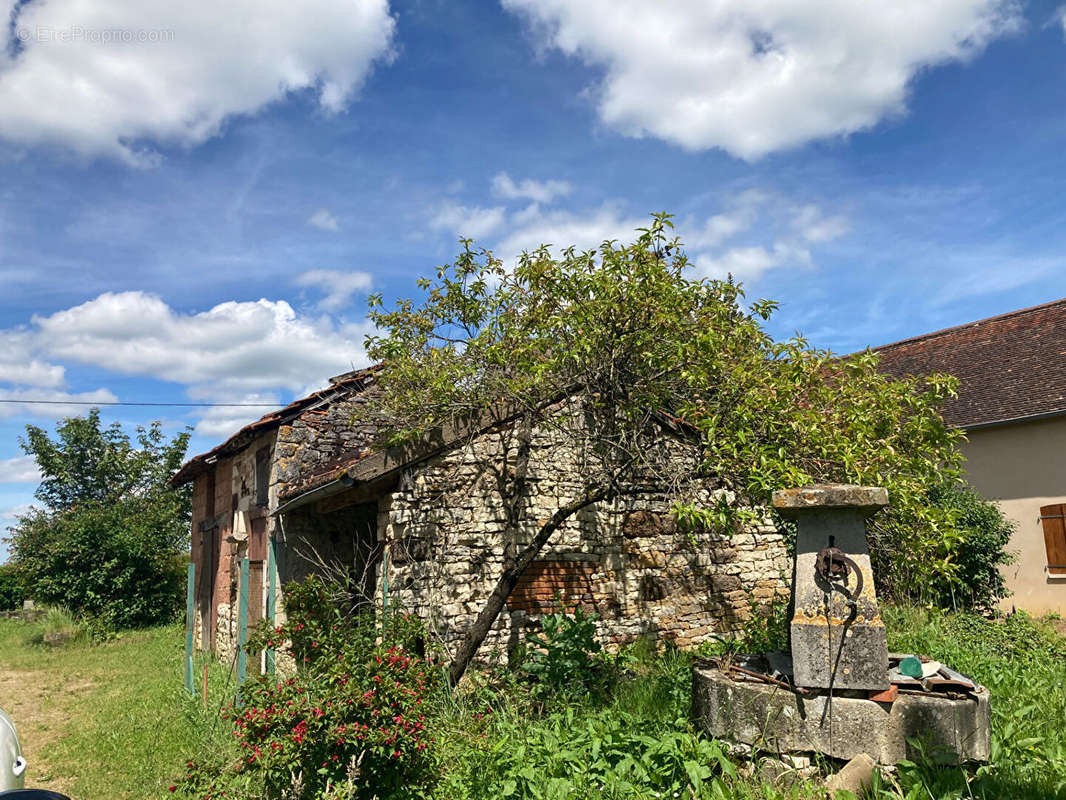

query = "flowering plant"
[178, 577, 442, 800]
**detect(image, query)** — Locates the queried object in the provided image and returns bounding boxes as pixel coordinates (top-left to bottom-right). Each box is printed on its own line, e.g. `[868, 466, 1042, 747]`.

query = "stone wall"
[273, 384, 381, 500]
[379, 419, 790, 660]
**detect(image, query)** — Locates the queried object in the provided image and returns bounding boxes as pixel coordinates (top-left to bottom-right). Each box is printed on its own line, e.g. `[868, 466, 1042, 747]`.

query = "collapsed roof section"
[169, 366, 379, 487]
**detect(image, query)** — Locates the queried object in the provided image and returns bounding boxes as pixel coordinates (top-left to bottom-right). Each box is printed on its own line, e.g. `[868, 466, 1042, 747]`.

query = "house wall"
[377, 422, 790, 661]
[190, 431, 280, 659]
[961, 415, 1066, 615]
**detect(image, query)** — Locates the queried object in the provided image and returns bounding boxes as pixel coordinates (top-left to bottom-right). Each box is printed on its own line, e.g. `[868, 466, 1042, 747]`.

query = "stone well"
[692, 485, 992, 765]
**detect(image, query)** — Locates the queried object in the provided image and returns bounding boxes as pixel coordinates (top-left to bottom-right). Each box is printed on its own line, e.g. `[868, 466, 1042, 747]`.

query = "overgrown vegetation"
[172, 576, 1066, 800]
[178, 578, 445, 800]
[5, 410, 191, 629]
[363, 215, 995, 679]
[0, 563, 24, 611]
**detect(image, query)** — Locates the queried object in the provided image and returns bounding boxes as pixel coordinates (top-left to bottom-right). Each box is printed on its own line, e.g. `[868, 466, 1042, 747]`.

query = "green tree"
[365, 214, 971, 683]
[0, 564, 24, 612]
[6, 410, 191, 629]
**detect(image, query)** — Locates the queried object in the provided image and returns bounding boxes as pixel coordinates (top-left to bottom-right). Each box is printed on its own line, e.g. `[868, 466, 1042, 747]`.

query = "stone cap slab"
[772, 484, 889, 514]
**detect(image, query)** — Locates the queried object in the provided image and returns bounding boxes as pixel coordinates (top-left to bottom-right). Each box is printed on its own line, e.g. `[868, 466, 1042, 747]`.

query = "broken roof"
[169, 366, 379, 486]
[873, 297, 1066, 429]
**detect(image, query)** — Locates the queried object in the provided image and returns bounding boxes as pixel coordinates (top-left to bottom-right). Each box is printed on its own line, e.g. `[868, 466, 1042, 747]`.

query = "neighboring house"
[172, 372, 789, 664]
[873, 298, 1066, 615]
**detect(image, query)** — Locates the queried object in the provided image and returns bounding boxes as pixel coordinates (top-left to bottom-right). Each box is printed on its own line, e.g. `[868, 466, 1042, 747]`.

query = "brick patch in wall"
[508, 559, 597, 614]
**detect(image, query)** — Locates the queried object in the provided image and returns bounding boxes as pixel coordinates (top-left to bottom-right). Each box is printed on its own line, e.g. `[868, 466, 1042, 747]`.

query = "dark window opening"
[205, 470, 216, 519]
[255, 447, 270, 508]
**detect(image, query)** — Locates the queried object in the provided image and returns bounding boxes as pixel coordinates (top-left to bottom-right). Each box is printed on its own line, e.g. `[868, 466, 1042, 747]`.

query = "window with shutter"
[1039, 504, 1066, 575]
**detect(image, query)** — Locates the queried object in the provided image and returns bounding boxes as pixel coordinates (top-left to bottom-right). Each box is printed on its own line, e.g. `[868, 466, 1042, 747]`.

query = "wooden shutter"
[1039, 504, 1066, 575]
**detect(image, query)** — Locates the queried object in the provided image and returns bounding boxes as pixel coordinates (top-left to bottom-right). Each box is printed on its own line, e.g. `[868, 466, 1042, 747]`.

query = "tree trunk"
[446, 484, 612, 686]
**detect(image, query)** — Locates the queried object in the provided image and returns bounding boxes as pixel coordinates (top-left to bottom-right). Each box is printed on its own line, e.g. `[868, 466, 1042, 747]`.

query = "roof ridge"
[871, 296, 1066, 353]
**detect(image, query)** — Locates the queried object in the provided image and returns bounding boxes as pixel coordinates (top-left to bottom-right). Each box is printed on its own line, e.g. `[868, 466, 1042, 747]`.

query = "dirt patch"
[0, 667, 94, 795]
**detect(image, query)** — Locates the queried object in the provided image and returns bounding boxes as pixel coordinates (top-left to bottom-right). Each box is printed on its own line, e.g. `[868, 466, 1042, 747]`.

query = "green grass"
[3, 605, 1066, 800]
[0, 615, 234, 800]
[880, 606, 1066, 799]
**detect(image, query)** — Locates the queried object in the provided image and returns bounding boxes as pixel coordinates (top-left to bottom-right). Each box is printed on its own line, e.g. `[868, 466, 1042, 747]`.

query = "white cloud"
[792, 204, 850, 244]
[502, 0, 1019, 159]
[494, 204, 646, 262]
[294, 269, 373, 312]
[695, 246, 781, 282]
[32, 291, 370, 394]
[491, 173, 573, 204]
[0, 332, 66, 387]
[0, 504, 32, 523]
[432, 178, 848, 283]
[0, 387, 120, 419]
[188, 391, 282, 439]
[688, 194, 848, 280]
[0, 0, 395, 164]
[0, 456, 41, 484]
[308, 208, 341, 232]
[431, 201, 507, 239]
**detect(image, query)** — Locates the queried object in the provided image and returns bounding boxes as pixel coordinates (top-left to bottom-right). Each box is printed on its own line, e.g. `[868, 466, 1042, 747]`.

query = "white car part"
[0, 708, 25, 791]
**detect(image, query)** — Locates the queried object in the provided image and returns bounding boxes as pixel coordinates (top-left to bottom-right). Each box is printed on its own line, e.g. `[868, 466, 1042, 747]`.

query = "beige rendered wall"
[961, 415, 1066, 615]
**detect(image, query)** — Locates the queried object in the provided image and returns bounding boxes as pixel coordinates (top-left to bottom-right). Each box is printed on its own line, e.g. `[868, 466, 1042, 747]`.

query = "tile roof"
[872, 298, 1066, 429]
[169, 366, 379, 486]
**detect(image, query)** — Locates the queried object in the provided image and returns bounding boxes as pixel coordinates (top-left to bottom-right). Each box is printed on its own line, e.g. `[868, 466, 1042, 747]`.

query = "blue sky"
[1, 0, 1065, 547]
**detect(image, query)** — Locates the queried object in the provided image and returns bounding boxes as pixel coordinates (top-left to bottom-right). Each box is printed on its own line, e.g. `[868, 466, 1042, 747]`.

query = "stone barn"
[172, 368, 789, 663]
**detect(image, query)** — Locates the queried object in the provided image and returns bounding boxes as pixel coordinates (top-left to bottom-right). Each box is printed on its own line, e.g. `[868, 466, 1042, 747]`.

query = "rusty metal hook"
[815, 546, 864, 600]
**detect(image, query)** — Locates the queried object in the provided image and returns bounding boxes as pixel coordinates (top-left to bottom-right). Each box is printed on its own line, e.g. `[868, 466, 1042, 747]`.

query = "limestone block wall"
[379, 422, 790, 660]
[273, 386, 381, 500]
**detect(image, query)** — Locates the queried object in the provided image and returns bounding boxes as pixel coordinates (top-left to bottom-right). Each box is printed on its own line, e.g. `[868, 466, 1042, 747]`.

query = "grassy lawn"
[0, 613, 232, 800]
[3, 606, 1066, 799]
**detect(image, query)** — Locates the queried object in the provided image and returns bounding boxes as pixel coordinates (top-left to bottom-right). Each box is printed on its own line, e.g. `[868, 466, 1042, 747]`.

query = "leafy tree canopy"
[24, 409, 189, 515]
[7, 410, 191, 628]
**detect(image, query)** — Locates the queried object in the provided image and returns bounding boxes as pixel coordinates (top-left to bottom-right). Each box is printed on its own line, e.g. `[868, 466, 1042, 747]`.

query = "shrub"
[0, 564, 24, 612]
[10, 500, 185, 629]
[8, 411, 190, 630]
[520, 609, 604, 699]
[873, 479, 1015, 610]
[178, 577, 443, 800]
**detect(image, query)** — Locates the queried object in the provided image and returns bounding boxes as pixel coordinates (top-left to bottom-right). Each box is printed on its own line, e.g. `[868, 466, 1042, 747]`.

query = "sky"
[1, 0, 1065, 551]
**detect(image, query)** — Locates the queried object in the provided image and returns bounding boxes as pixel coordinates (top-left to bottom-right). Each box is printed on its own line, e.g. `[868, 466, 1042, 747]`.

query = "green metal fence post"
[265, 535, 277, 676]
[236, 557, 249, 704]
[184, 562, 195, 696]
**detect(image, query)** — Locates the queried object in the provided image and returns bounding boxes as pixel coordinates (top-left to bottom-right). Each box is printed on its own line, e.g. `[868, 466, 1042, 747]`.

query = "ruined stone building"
[172, 368, 789, 663]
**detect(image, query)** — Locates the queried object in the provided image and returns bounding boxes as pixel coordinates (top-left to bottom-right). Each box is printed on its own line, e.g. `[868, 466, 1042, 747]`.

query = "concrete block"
[693, 666, 991, 765]
[826, 753, 876, 798]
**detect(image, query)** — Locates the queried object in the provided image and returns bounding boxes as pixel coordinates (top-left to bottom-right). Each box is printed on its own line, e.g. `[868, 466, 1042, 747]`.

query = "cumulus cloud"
[308, 208, 341, 232]
[32, 292, 370, 394]
[187, 390, 283, 439]
[430, 177, 848, 282]
[502, 0, 1019, 159]
[294, 269, 373, 312]
[0, 0, 396, 164]
[0, 387, 120, 420]
[494, 204, 646, 262]
[491, 173, 573, 204]
[431, 201, 507, 239]
[1, 504, 33, 523]
[0, 456, 41, 484]
[690, 194, 849, 280]
[0, 332, 66, 387]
